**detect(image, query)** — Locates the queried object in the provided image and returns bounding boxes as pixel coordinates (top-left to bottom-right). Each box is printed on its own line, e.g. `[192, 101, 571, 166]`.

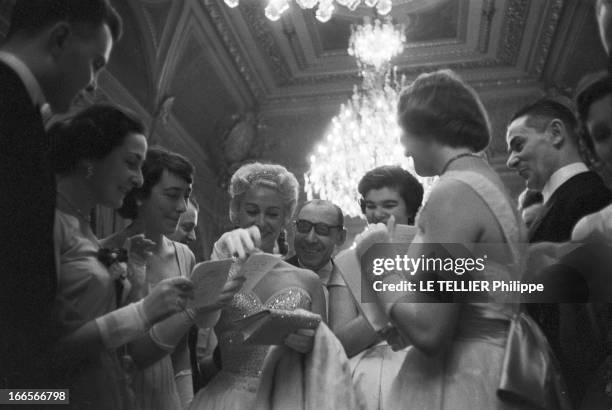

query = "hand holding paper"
[335, 222, 417, 339]
[285, 327, 316, 354]
[214, 226, 262, 260]
[188, 259, 236, 310]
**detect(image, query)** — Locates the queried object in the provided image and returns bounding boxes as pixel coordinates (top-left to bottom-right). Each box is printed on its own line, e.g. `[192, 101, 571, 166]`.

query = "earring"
[86, 164, 93, 179]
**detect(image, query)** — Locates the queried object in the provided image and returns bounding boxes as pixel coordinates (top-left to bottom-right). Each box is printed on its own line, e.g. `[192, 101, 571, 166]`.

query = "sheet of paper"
[334, 248, 390, 332]
[238, 253, 282, 293]
[392, 224, 418, 244]
[188, 259, 233, 309]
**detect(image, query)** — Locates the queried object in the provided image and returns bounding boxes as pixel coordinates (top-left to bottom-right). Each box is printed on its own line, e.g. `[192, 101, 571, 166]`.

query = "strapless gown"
[383, 171, 571, 410]
[189, 286, 312, 410]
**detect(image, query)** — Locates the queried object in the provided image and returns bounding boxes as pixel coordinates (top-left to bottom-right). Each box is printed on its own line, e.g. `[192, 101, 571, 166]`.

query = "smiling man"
[506, 97, 612, 407]
[0, 0, 122, 389]
[287, 199, 346, 320]
[506, 97, 612, 242]
[289, 199, 346, 280]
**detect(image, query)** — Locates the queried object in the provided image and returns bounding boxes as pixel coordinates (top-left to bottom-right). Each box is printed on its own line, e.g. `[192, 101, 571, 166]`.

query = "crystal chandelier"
[348, 17, 406, 70]
[305, 19, 436, 218]
[223, 0, 392, 23]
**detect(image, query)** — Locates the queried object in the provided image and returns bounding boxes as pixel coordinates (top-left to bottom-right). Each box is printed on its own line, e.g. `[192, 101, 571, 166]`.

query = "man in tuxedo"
[506, 98, 612, 242]
[0, 0, 122, 388]
[287, 199, 347, 322]
[506, 97, 612, 405]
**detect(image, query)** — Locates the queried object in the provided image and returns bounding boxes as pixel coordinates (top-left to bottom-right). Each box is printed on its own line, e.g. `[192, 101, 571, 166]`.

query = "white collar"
[542, 162, 589, 203]
[0, 51, 47, 107]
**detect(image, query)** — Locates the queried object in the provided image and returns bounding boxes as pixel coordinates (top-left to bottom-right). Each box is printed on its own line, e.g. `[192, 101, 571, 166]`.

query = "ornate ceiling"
[108, 0, 600, 108]
[101, 0, 606, 165]
[0, 0, 605, 255]
[1, 0, 606, 216]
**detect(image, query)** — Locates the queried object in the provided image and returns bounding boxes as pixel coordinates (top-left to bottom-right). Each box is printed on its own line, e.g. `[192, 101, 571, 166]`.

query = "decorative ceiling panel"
[170, 33, 239, 143]
[93, 0, 606, 189]
[204, 0, 566, 106]
[140, 0, 174, 50]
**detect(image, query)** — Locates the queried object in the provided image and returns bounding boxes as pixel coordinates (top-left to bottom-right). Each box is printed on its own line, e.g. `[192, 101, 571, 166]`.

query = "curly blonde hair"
[228, 162, 299, 227]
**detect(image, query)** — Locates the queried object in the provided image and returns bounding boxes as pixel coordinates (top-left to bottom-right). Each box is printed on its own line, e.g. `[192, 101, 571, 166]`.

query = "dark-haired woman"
[104, 147, 242, 410]
[332, 165, 424, 410]
[364, 70, 569, 409]
[50, 105, 195, 410]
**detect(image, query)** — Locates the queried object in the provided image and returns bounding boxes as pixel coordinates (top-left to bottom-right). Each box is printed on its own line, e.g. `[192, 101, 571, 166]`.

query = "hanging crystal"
[296, 0, 319, 8]
[376, 0, 392, 15]
[223, 0, 392, 22]
[315, 0, 334, 22]
[305, 19, 435, 217]
[265, 0, 290, 21]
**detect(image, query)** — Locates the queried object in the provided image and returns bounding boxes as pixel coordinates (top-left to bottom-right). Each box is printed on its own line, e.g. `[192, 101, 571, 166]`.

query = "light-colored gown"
[384, 171, 570, 410]
[53, 210, 132, 409]
[349, 342, 407, 410]
[189, 282, 313, 410]
[131, 241, 194, 410]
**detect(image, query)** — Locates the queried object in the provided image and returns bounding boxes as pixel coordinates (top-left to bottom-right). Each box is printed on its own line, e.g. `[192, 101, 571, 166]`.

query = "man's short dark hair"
[358, 165, 423, 224]
[510, 98, 578, 142]
[7, 0, 122, 41]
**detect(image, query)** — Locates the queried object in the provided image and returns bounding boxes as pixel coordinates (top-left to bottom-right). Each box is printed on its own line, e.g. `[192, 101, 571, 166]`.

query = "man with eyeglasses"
[287, 199, 347, 321]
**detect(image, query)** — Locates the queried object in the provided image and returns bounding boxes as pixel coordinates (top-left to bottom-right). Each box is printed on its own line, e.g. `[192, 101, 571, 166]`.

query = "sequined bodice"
[216, 287, 312, 379]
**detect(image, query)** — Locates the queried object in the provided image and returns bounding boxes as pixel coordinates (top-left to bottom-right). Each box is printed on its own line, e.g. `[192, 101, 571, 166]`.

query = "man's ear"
[47, 22, 72, 59]
[548, 119, 566, 148]
[336, 228, 347, 247]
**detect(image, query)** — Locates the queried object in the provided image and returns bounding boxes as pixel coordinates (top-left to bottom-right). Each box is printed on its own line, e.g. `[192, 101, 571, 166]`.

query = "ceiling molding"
[98, 70, 216, 178]
[201, 0, 267, 102]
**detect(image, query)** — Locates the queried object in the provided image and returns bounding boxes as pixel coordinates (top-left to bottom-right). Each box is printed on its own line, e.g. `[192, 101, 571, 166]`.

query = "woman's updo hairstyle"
[397, 69, 491, 152]
[49, 104, 145, 175]
[228, 162, 299, 227]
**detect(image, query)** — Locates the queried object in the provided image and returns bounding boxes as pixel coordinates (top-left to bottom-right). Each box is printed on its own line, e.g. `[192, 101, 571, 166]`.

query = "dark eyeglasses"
[294, 219, 342, 236]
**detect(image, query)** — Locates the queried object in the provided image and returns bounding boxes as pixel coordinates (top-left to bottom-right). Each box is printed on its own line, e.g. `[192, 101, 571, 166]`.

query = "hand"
[195, 275, 246, 314]
[215, 226, 261, 260]
[125, 234, 156, 266]
[526, 242, 562, 277]
[354, 215, 394, 256]
[572, 210, 612, 243]
[285, 328, 316, 354]
[142, 276, 194, 324]
[379, 325, 407, 351]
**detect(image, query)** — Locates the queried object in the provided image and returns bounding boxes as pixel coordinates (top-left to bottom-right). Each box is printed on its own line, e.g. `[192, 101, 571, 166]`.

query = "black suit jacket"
[528, 171, 612, 243]
[527, 170, 612, 406]
[0, 62, 58, 387]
